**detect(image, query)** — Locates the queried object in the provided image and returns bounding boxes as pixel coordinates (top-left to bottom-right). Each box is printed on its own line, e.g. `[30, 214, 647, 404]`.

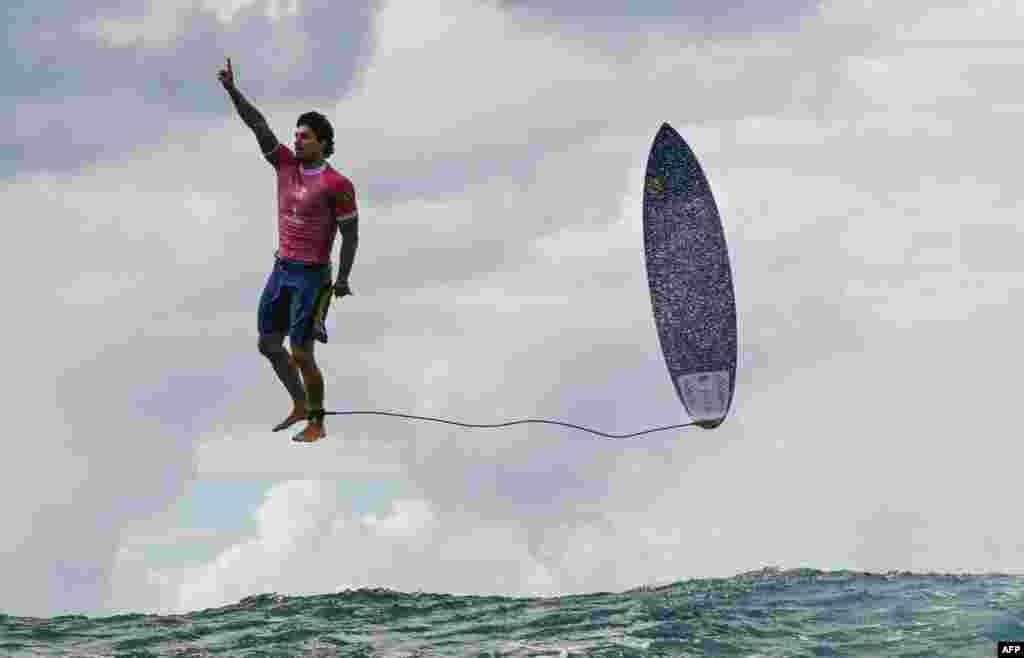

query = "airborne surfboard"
[643, 123, 737, 429]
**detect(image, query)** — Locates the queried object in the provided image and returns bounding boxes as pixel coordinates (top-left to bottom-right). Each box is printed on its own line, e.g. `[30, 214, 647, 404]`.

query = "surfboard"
[643, 123, 737, 429]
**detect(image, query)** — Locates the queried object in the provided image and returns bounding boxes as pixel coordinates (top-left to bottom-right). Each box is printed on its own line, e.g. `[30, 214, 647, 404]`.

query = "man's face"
[294, 125, 321, 161]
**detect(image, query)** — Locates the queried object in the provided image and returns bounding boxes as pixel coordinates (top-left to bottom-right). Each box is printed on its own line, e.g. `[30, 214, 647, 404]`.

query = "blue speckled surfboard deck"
[643, 123, 737, 429]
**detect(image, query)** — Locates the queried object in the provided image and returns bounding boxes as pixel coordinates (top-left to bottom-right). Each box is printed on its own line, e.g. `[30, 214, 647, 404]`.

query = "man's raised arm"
[217, 57, 279, 156]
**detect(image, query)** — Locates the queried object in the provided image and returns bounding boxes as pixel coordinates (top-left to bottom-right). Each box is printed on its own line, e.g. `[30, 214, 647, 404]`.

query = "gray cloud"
[498, 0, 816, 33]
[2, 1, 379, 177]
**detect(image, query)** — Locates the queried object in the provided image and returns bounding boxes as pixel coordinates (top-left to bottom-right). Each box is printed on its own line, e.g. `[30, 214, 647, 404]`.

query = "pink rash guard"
[265, 143, 358, 265]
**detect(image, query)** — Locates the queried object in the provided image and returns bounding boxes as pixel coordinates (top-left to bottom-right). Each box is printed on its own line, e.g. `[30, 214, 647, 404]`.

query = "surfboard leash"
[317, 410, 697, 439]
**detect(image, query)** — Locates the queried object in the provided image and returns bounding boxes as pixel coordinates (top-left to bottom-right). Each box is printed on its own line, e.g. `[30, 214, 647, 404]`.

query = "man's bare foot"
[273, 405, 307, 432]
[291, 420, 326, 443]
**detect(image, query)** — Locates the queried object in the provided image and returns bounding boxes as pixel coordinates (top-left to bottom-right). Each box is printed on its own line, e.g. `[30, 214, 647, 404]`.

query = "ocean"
[2, 568, 1021, 657]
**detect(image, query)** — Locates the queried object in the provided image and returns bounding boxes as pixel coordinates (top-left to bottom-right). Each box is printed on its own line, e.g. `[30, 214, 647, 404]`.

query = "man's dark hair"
[297, 111, 334, 158]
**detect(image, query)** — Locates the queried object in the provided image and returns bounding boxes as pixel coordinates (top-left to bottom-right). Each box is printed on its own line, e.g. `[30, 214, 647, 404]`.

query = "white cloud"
[60, 271, 147, 306]
[173, 480, 332, 609]
[340, 0, 620, 148]
[161, 482, 592, 612]
[78, 2, 197, 47]
[360, 498, 435, 538]
[168, 483, 442, 611]
[821, 0, 1024, 43]
[78, 0, 303, 47]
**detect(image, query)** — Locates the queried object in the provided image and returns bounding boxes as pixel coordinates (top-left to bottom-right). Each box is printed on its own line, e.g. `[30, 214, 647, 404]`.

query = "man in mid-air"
[218, 57, 359, 443]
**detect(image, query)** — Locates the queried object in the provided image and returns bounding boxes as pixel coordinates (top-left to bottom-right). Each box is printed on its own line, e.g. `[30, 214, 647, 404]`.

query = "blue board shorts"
[258, 255, 333, 344]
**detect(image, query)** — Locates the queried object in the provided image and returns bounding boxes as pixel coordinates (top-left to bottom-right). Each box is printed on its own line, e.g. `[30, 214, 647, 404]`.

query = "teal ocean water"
[2, 568, 1022, 657]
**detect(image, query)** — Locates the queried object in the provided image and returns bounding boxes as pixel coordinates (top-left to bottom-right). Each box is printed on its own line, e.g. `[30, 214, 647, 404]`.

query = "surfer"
[218, 57, 359, 443]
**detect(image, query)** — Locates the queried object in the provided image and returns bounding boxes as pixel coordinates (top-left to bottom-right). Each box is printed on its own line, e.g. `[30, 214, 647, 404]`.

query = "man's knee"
[291, 343, 316, 369]
[258, 334, 286, 358]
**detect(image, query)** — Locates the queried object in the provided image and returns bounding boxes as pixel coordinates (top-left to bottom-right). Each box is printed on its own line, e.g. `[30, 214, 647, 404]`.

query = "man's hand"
[334, 280, 353, 299]
[217, 57, 235, 89]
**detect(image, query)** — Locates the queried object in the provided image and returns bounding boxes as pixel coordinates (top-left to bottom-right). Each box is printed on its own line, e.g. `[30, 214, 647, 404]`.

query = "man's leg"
[290, 339, 326, 442]
[257, 332, 308, 431]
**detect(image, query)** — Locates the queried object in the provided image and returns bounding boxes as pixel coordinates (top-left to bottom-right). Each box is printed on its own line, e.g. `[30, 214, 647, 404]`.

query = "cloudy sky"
[3, 0, 1022, 618]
